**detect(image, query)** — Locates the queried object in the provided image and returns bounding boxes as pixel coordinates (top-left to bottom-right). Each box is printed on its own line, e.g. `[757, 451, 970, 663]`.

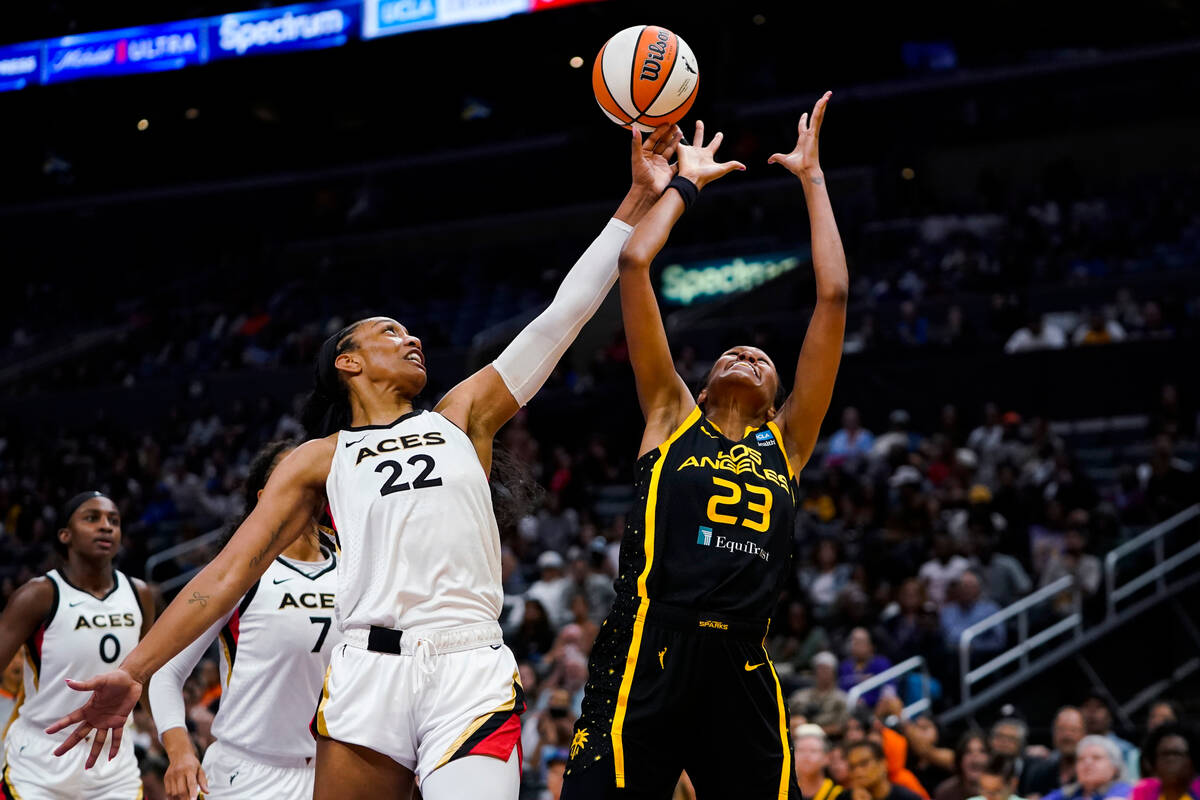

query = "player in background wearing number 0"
[48, 124, 686, 800]
[562, 93, 846, 800]
[148, 440, 341, 800]
[0, 491, 155, 799]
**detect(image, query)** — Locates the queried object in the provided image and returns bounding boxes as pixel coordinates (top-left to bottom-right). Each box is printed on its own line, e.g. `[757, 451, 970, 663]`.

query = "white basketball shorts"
[313, 621, 525, 785]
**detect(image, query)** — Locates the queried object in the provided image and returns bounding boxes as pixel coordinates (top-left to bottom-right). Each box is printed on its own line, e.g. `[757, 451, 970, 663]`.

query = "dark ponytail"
[301, 323, 362, 438]
[489, 446, 544, 532]
[219, 439, 297, 549]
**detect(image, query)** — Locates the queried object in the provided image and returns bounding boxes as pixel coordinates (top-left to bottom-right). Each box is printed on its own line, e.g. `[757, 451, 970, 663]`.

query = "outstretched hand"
[45, 669, 142, 768]
[676, 120, 746, 189]
[768, 90, 831, 181]
[631, 124, 683, 196]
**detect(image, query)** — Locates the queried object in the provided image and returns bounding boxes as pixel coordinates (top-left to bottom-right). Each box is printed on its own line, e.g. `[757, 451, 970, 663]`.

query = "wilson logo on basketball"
[639, 29, 671, 81]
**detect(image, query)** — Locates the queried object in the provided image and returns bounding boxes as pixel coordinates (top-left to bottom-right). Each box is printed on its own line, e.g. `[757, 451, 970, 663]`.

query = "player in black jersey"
[563, 93, 847, 800]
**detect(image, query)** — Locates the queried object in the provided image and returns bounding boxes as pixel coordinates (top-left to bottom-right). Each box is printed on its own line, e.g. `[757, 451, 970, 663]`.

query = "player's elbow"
[817, 283, 849, 306]
[618, 248, 650, 274]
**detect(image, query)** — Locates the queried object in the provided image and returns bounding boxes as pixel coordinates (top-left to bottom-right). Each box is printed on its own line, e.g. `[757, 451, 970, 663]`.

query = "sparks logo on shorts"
[697, 525, 713, 546]
[755, 430, 777, 447]
[571, 728, 589, 759]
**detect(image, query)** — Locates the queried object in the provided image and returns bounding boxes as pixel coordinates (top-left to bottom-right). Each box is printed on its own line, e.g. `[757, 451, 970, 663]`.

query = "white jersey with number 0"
[326, 409, 502, 632]
[15, 569, 144, 730]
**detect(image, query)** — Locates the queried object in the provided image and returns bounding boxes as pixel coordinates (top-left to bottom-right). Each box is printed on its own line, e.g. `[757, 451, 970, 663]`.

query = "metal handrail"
[959, 575, 1079, 704]
[145, 527, 223, 580]
[1106, 504, 1200, 619]
[847, 656, 933, 719]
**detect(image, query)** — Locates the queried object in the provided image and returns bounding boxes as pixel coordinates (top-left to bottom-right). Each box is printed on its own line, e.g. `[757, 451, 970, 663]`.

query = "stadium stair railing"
[846, 655, 934, 720]
[936, 503, 1200, 726]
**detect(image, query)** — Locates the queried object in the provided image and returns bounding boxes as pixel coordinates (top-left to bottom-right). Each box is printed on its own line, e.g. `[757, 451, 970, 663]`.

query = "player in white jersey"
[0, 491, 155, 800]
[50, 125, 686, 799]
[148, 440, 341, 800]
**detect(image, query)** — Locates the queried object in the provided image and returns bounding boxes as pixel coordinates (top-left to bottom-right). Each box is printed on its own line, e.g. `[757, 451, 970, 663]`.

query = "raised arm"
[47, 437, 332, 767]
[436, 125, 683, 468]
[767, 92, 849, 471]
[618, 121, 745, 456]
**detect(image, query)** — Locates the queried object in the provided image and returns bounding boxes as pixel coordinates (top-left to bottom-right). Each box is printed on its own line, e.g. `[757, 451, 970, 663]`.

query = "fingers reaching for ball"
[768, 91, 831, 181]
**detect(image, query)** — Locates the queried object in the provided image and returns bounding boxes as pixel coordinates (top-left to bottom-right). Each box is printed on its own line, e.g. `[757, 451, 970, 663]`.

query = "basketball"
[592, 25, 699, 133]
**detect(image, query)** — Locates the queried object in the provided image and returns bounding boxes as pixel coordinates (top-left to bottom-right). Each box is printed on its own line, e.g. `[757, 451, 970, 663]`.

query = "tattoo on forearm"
[188, 592, 209, 608]
[810, 174, 824, 185]
[248, 523, 284, 569]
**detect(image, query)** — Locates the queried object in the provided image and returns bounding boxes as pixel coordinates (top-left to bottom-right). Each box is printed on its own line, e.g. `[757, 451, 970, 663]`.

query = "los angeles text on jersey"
[675, 442, 794, 496]
[353, 430, 446, 465]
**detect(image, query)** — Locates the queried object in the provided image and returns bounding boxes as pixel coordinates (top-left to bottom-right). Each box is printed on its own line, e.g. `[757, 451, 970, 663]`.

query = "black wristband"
[667, 176, 699, 210]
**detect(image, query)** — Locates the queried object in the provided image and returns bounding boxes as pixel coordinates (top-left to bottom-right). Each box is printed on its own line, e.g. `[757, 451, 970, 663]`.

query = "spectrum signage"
[659, 250, 809, 306]
[211, 1, 361, 59]
[0, 0, 603, 93]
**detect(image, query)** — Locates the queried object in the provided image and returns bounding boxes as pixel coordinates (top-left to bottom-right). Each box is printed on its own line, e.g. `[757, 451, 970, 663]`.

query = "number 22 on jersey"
[374, 454, 442, 496]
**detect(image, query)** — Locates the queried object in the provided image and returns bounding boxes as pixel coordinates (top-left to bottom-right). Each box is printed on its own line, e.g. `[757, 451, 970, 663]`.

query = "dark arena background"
[1, 1, 1198, 798]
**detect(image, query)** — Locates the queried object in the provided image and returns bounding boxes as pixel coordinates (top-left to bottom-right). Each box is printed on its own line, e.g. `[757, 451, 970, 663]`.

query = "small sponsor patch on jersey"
[755, 430, 777, 446]
[697, 526, 713, 546]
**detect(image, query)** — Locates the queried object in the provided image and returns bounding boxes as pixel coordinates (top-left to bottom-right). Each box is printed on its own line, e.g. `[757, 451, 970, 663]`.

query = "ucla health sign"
[363, 0, 439, 38]
[212, 1, 361, 60]
[363, 0, 530, 39]
[43, 19, 207, 84]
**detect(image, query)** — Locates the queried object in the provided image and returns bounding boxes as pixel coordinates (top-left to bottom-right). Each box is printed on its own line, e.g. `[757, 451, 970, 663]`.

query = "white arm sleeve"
[146, 610, 231, 740]
[492, 217, 633, 406]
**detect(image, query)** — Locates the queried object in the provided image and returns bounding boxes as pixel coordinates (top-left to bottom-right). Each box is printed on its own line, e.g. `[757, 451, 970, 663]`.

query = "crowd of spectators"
[784, 700, 1199, 800]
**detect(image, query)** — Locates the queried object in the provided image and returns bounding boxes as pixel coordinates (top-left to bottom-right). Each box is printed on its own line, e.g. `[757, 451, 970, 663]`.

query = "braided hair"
[300, 322, 364, 438]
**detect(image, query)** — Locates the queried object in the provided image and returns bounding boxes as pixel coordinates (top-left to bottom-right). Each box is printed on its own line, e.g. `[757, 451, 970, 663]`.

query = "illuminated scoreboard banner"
[43, 19, 208, 84]
[363, 0, 527, 38]
[211, 1, 361, 60]
[659, 250, 811, 306]
[0, 0, 600, 92]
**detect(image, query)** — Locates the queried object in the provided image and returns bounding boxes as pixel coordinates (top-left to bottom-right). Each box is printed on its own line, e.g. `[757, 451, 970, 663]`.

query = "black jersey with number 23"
[614, 405, 798, 618]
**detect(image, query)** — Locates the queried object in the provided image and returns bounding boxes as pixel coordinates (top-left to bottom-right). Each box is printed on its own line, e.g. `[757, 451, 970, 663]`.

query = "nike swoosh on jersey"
[273, 578, 292, 584]
[69, 600, 86, 607]
[744, 661, 765, 671]
[344, 436, 367, 448]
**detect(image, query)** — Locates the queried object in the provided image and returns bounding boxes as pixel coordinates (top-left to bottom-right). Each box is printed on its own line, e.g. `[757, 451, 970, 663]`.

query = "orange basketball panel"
[630, 26, 678, 113]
